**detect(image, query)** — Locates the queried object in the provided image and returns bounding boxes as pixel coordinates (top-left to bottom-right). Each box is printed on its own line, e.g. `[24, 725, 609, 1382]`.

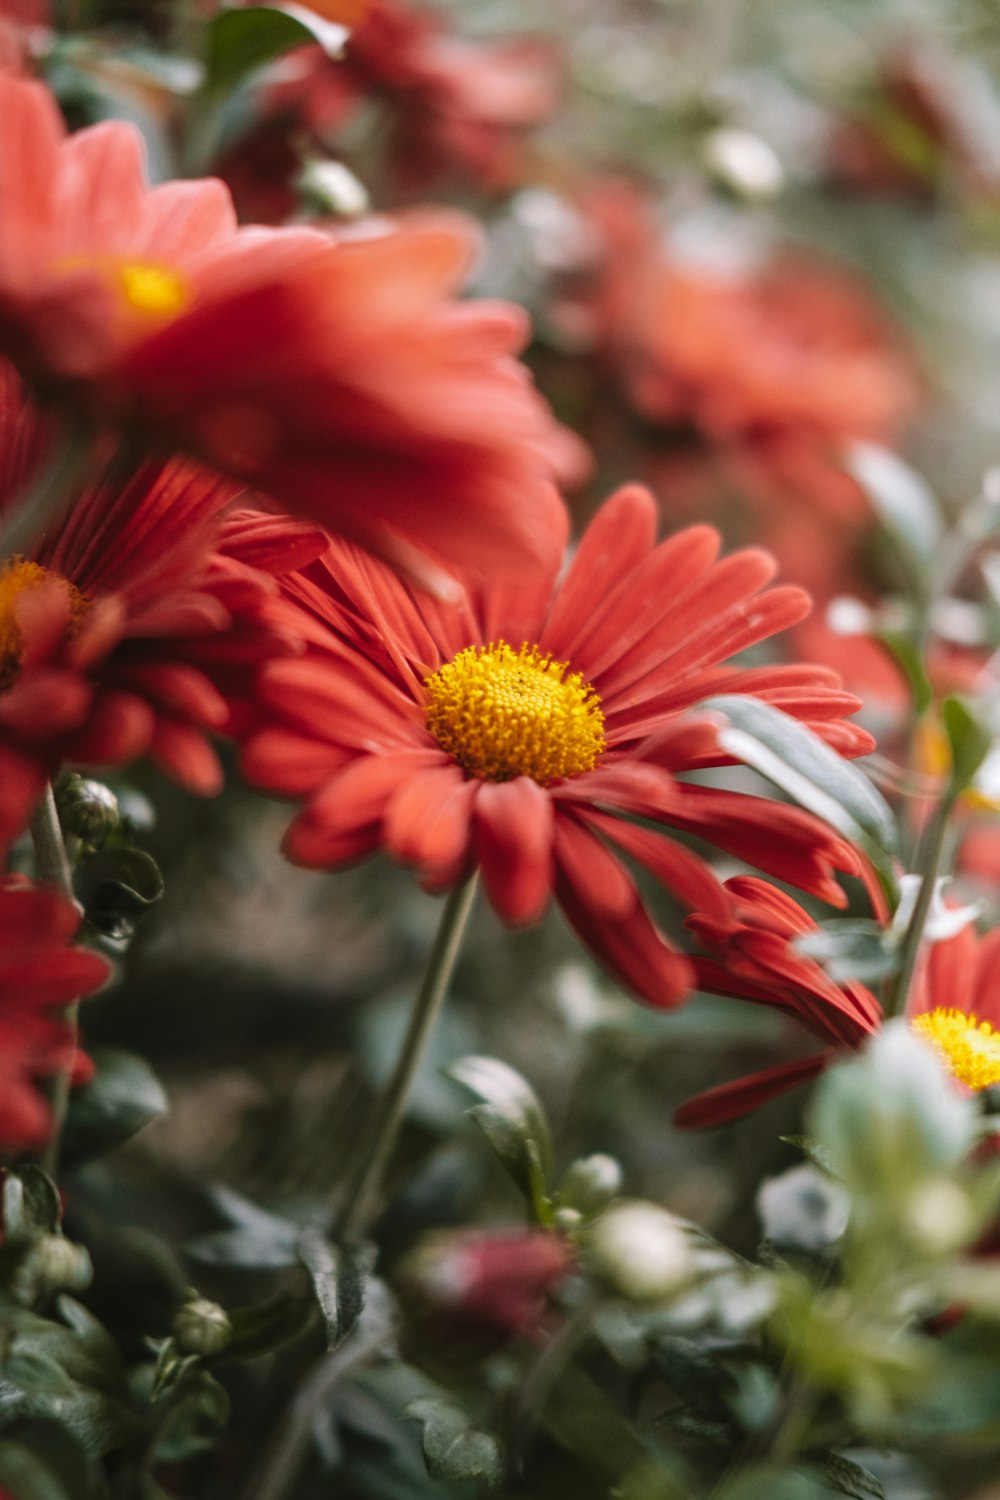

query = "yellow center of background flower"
[425, 640, 605, 784]
[0, 559, 89, 692]
[911, 1008, 1000, 1090]
[118, 263, 188, 316]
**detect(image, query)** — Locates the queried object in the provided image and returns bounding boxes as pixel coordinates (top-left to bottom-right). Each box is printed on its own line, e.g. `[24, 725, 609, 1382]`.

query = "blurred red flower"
[0, 874, 109, 1151]
[0, 75, 576, 587]
[404, 1227, 573, 1337]
[556, 180, 920, 598]
[222, 0, 560, 217]
[0, 362, 322, 852]
[677, 877, 1000, 1127]
[243, 483, 871, 1007]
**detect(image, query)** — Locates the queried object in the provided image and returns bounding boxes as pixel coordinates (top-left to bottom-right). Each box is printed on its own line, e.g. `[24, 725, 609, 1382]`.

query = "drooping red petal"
[474, 776, 554, 925]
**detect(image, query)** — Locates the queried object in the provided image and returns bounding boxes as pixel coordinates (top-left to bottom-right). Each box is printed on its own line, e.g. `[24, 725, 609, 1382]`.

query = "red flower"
[0, 874, 109, 1152]
[675, 877, 883, 1128]
[0, 361, 322, 852]
[404, 1227, 573, 1336]
[676, 878, 1000, 1127]
[0, 75, 576, 585]
[243, 483, 872, 1007]
[224, 0, 559, 212]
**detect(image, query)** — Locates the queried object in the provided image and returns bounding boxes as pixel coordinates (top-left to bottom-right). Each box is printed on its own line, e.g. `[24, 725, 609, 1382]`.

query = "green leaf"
[779, 1137, 840, 1178]
[63, 1049, 167, 1167]
[405, 1396, 503, 1488]
[876, 631, 932, 716]
[941, 695, 993, 794]
[0, 1424, 95, 1500]
[804, 1452, 885, 1499]
[203, 5, 348, 93]
[701, 696, 899, 875]
[296, 1230, 372, 1351]
[3, 1351, 79, 1400]
[844, 442, 943, 571]
[186, 1186, 299, 1269]
[445, 1055, 552, 1216]
[715, 1465, 826, 1500]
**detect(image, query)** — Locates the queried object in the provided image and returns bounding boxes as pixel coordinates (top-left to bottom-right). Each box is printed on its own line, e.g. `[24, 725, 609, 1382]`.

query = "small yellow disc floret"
[911, 1007, 1000, 1090]
[424, 640, 605, 785]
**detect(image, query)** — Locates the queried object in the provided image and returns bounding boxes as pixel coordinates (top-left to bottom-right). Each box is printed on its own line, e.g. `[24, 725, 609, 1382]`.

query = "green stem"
[30, 784, 77, 1176]
[886, 792, 955, 1019]
[336, 872, 478, 1245]
[1, 423, 91, 561]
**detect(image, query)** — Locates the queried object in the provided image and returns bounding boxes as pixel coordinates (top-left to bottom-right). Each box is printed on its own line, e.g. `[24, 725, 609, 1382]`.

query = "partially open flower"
[403, 1226, 573, 1337]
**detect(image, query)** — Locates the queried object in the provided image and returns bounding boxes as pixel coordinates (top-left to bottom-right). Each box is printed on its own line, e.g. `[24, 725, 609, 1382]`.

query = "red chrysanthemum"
[0, 874, 110, 1152]
[0, 74, 578, 585]
[0, 361, 323, 852]
[243, 483, 873, 1007]
[676, 877, 1000, 1127]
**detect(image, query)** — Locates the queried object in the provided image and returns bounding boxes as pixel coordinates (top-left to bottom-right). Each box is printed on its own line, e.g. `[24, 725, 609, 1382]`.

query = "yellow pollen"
[0, 559, 89, 692]
[911, 1008, 1000, 1091]
[424, 640, 605, 785]
[117, 262, 188, 316]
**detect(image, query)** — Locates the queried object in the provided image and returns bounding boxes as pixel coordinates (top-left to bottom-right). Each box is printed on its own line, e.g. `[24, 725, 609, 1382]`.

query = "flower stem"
[886, 791, 955, 1019]
[336, 872, 479, 1245]
[30, 783, 78, 1176]
[1, 422, 92, 560]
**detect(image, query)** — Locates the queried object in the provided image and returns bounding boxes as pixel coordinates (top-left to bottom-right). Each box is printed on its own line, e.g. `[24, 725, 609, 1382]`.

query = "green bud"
[12, 1234, 93, 1303]
[57, 775, 119, 844]
[558, 1154, 624, 1218]
[173, 1295, 232, 1356]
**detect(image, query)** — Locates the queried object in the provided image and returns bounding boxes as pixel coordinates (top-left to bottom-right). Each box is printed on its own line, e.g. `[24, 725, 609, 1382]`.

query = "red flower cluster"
[555, 180, 920, 599]
[0, 874, 109, 1151]
[404, 1226, 573, 1337]
[243, 483, 871, 1006]
[0, 361, 322, 851]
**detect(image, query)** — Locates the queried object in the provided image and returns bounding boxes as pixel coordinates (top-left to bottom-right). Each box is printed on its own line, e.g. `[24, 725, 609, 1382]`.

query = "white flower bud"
[906, 1180, 976, 1255]
[588, 1201, 695, 1302]
[703, 128, 784, 201]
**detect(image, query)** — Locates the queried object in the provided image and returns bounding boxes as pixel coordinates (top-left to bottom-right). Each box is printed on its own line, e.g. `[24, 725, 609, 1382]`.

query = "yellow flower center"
[0, 559, 89, 692]
[117, 262, 188, 317]
[911, 1008, 1000, 1090]
[57, 257, 188, 318]
[424, 640, 605, 785]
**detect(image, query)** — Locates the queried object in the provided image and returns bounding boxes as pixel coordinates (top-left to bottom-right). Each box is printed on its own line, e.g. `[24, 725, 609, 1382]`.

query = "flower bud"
[558, 1154, 624, 1218]
[588, 1201, 694, 1302]
[173, 1295, 232, 1356]
[404, 1228, 574, 1335]
[703, 128, 784, 201]
[57, 775, 120, 844]
[12, 1234, 93, 1304]
[906, 1180, 976, 1255]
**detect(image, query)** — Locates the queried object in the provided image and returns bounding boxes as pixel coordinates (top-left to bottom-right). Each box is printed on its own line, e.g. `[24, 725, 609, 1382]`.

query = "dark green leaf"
[186, 1186, 300, 1269]
[297, 1230, 372, 1350]
[63, 1049, 167, 1167]
[203, 5, 347, 93]
[701, 696, 899, 872]
[445, 1056, 552, 1215]
[779, 1137, 840, 1178]
[405, 1396, 503, 1488]
[804, 1452, 885, 1499]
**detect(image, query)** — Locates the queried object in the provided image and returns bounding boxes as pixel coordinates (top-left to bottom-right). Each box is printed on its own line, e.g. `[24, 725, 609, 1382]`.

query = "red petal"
[474, 777, 554, 925]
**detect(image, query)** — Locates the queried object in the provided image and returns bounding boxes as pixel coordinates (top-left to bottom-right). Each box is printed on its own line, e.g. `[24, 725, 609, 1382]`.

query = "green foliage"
[63, 1049, 167, 1167]
[405, 1397, 504, 1489]
[446, 1055, 554, 1222]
